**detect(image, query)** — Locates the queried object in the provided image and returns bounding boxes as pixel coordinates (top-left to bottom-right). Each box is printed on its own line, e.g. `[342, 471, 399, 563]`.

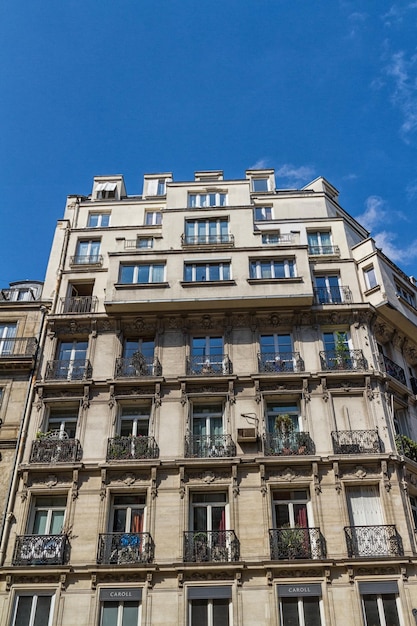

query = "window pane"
[281, 598, 300, 626]
[137, 265, 150, 283]
[102, 602, 119, 626]
[209, 264, 220, 281]
[14, 597, 32, 626]
[381, 595, 400, 626]
[191, 600, 208, 626]
[120, 266, 134, 283]
[222, 264, 230, 280]
[113, 508, 127, 532]
[122, 602, 139, 626]
[33, 596, 52, 626]
[303, 598, 322, 626]
[273, 261, 285, 278]
[50, 510, 64, 534]
[33, 510, 48, 534]
[219, 194, 227, 206]
[196, 265, 206, 281]
[152, 265, 165, 283]
[213, 599, 229, 626]
[88, 214, 99, 227]
[185, 265, 193, 281]
[363, 595, 381, 626]
[253, 178, 268, 192]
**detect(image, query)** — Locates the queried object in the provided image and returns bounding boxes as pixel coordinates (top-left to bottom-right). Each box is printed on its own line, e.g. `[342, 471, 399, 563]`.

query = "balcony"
[331, 430, 381, 454]
[70, 254, 103, 266]
[97, 532, 154, 565]
[30, 437, 81, 463]
[269, 527, 326, 560]
[344, 525, 403, 557]
[395, 434, 417, 462]
[59, 296, 97, 314]
[115, 354, 162, 378]
[263, 431, 314, 456]
[44, 359, 92, 381]
[0, 337, 37, 358]
[185, 434, 236, 458]
[106, 436, 159, 461]
[319, 350, 366, 371]
[181, 234, 235, 247]
[186, 355, 232, 376]
[313, 286, 352, 305]
[13, 534, 68, 566]
[308, 245, 340, 256]
[183, 530, 240, 563]
[257, 351, 304, 373]
[381, 355, 406, 385]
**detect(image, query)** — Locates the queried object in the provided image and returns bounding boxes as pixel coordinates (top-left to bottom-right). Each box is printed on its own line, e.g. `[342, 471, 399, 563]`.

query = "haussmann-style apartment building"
[1, 169, 417, 626]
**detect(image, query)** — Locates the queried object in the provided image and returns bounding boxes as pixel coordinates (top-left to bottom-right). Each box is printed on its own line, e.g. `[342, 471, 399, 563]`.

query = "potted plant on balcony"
[274, 414, 294, 454]
[334, 332, 350, 370]
[278, 525, 307, 559]
[131, 351, 150, 376]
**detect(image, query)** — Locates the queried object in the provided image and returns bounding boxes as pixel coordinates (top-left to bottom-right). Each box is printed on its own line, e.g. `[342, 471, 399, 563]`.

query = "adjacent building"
[1, 169, 417, 625]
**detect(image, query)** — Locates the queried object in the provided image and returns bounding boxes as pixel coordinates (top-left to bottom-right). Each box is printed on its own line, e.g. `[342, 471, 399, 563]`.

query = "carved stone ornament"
[120, 473, 137, 486]
[188, 470, 229, 483]
[275, 569, 322, 579]
[353, 466, 367, 479]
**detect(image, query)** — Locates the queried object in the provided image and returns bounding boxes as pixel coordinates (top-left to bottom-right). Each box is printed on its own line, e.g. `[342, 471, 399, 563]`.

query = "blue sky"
[1, 1, 417, 286]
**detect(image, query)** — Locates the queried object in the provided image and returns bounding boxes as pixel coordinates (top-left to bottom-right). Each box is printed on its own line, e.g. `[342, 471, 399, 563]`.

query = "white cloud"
[382, 3, 417, 26]
[355, 195, 388, 231]
[342, 173, 359, 181]
[384, 50, 417, 140]
[406, 180, 417, 199]
[374, 231, 417, 264]
[249, 158, 270, 170]
[275, 164, 315, 187]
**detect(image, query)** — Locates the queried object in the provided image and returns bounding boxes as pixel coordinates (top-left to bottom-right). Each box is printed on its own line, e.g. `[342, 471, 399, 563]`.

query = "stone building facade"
[1, 170, 417, 625]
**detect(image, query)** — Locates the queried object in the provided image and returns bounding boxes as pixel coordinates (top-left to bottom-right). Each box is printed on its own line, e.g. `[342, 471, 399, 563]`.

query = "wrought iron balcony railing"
[59, 296, 97, 314]
[257, 351, 304, 373]
[269, 527, 326, 560]
[106, 436, 159, 461]
[30, 438, 81, 463]
[183, 530, 240, 563]
[319, 350, 367, 371]
[313, 286, 352, 305]
[0, 337, 37, 358]
[308, 245, 340, 256]
[70, 254, 103, 266]
[381, 355, 406, 385]
[263, 431, 314, 456]
[331, 430, 381, 454]
[186, 355, 232, 376]
[181, 234, 235, 246]
[395, 434, 417, 462]
[45, 359, 92, 381]
[97, 532, 154, 565]
[13, 534, 68, 566]
[344, 525, 403, 557]
[185, 434, 236, 458]
[115, 354, 162, 378]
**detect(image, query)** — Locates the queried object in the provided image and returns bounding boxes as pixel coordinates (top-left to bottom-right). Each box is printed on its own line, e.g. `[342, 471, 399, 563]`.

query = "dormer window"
[95, 182, 117, 200]
[188, 193, 227, 208]
[252, 178, 269, 192]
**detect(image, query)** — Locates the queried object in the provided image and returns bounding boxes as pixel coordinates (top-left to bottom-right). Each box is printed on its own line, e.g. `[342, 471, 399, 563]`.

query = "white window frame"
[184, 262, 231, 282]
[272, 489, 311, 528]
[363, 266, 378, 290]
[144, 211, 162, 226]
[0, 322, 17, 355]
[119, 406, 151, 437]
[361, 593, 403, 626]
[396, 282, 416, 307]
[188, 193, 227, 208]
[75, 239, 101, 263]
[254, 207, 273, 221]
[188, 597, 232, 626]
[252, 177, 269, 192]
[88, 213, 110, 228]
[100, 600, 141, 626]
[279, 596, 325, 626]
[29, 496, 67, 535]
[96, 182, 117, 200]
[137, 237, 154, 249]
[250, 259, 296, 279]
[111, 493, 146, 533]
[267, 402, 301, 433]
[11, 593, 55, 626]
[46, 406, 79, 439]
[119, 264, 166, 284]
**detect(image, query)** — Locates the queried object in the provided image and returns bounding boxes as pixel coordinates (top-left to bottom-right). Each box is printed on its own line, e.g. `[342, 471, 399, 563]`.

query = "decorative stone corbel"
[108, 385, 116, 409]
[6, 575, 11, 592]
[321, 378, 329, 402]
[100, 469, 107, 501]
[232, 465, 239, 497]
[91, 573, 97, 590]
[228, 380, 236, 404]
[365, 377, 374, 401]
[312, 462, 321, 494]
[325, 568, 331, 584]
[21, 471, 29, 502]
[82, 385, 90, 410]
[72, 469, 79, 500]
[151, 467, 158, 499]
[260, 464, 267, 496]
[146, 572, 153, 589]
[266, 570, 273, 586]
[347, 567, 354, 584]
[178, 571, 184, 588]
[302, 379, 311, 402]
[154, 383, 161, 408]
[180, 382, 187, 406]
[333, 462, 341, 493]
[60, 574, 67, 590]
[381, 460, 391, 492]
[235, 571, 242, 586]
[255, 380, 261, 404]
[179, 466, 185, 499]
[401, 566, 408, 581]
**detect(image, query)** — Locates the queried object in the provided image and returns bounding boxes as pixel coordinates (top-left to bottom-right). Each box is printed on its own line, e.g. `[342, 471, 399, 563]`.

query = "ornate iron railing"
[381, 355, 406, 385]
[30, 438, 81, 463]
[183, 530, 240, 562]
[59, 296, 97, 314]
[269, 527, 326, 560]
[115, 354, 162, 377]
[106, 436, 159, 461]
[185, 434, 236, 458]
[308, 245, 340, 256]
[45, 359, 92, 381]
[186, 355, 232, 376]
[395, 434, 417, 462]
[97, 532, 154, 564]
[0, 337, 37, 357]
[313, 286, 352, 304]
[257, 351, 304, 373]
[344, 525, 403, 557]
[13, 534, 68, 566]
[319, 350, 367, 371]
[181, 234, 235, 246]
[263, 431, 314, 456]
[331, 430, 381, 454]
[70, 254, 103, 266]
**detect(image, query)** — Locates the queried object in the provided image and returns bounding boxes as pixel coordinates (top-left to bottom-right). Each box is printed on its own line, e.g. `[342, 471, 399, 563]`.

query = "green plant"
[278, 525, 307, 559]
[396, 434, 417, 462]
[274, 414, 294, 436]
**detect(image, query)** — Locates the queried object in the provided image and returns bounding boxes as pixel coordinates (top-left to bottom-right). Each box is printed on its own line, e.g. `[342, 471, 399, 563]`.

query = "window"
[364, 266, 377, 290]
[188, 588, 231, 626]
[119, 264, 165, 284]
[359, 582, 401, 626]
[118, 339, 156, 376]
[315, 276, 342, 303]
[278, 586, 323, 626]
[190, 493, 228, 561]
[190, 404, 225, 457]
[88, 213, 110, 228]
[0, 322, 17, 355]
[111, 494, 145, 534]
[410, 495, 417, 528]
[74, 240, 101, 264]
[249, 259, 295, 279]
[184, 262, 231, 282]
[267, 403, 300, 435]
[31, 496, 66, 535]
[273, 490, 309, 528]
[191, 337, 224, 371]
[252, 178, 269, 192]
[254, 207, 273, 221]
[137, 237, 153, 249]
[307, 231, 333, 255]
[120, 406, 150, 437]
[96, 182, 117, 200]
[157, 179, 166, 195]
[346, 486, 390, 556]
[396, 282, 416, 307]
[185, 218, 229, 245]
[46, 406, 78, 439]
[188, 193, 227, 208]
[262, 232, 281, 244]
[99, 589, 142, 626]
[145, 211, 162, 226]
[11, 593, 55, 626]
[55, 340, 88, 379]
[260, 334, 294, 371]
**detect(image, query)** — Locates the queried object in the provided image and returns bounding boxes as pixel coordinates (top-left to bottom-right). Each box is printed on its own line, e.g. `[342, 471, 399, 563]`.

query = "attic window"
[96, 182, 117, 200]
